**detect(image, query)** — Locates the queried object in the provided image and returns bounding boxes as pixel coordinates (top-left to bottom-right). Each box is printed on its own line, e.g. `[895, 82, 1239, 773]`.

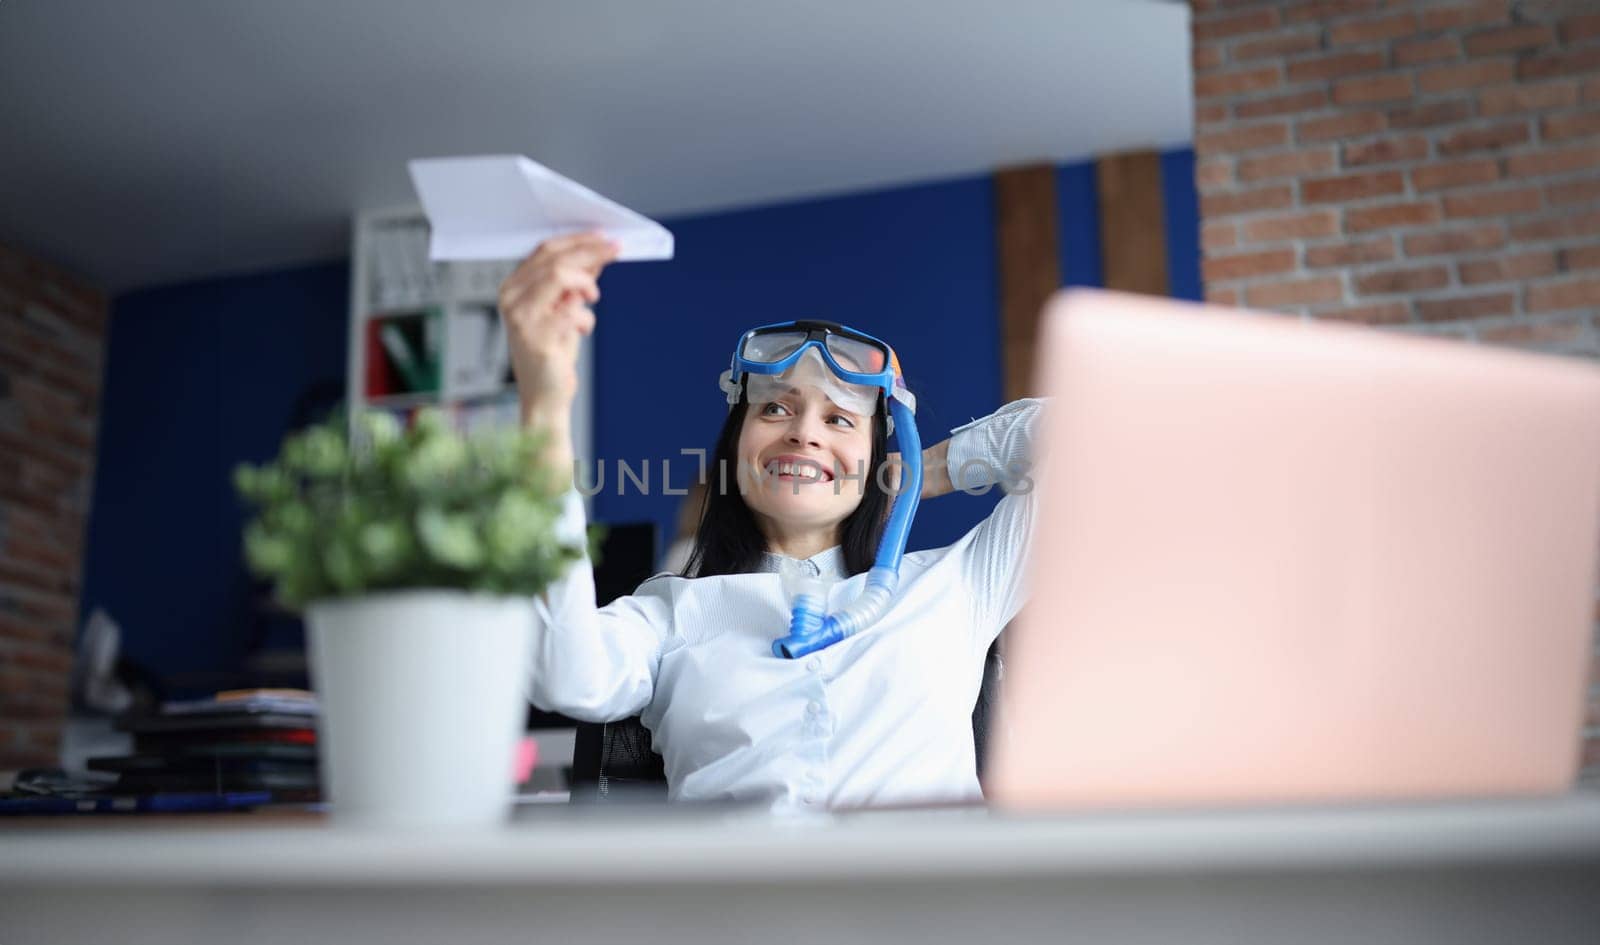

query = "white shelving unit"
[346, 206, 593, 480]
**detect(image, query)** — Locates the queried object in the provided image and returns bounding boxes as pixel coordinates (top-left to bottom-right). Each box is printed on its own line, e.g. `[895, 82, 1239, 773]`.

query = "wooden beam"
[1096, 150, 1170, 297]
[993, 164, 1062, 403]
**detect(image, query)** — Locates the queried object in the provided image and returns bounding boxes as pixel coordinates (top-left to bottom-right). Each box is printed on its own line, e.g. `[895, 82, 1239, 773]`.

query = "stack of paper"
[408, 155, 675, 262]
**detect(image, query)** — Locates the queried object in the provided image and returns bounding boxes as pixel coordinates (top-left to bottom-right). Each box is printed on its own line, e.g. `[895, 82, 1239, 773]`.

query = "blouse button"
[806, 701, 822, 716]
[806, 658, 822, 673]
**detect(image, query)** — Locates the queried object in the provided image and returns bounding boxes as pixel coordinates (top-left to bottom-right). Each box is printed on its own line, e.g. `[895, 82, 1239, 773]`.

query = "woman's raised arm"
[499, 232, 620, 488]
[499, 236, 673, 722]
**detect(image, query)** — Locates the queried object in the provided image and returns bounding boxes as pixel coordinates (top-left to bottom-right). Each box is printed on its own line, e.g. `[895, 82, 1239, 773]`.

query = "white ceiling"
[0, 0, 1193, 294]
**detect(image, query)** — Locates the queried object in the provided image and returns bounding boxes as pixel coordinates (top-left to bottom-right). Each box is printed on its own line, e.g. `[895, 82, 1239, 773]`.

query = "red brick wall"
[1190, 0, 1600, 780]
[0, 243, 107, 770]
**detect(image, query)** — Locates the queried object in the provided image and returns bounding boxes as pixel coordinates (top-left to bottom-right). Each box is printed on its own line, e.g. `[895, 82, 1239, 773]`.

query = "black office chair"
[569, 640, 1006, 802]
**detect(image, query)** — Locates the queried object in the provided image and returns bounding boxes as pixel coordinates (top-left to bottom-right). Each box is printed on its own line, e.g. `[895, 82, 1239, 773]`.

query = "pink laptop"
[987, 289, 1600, 810]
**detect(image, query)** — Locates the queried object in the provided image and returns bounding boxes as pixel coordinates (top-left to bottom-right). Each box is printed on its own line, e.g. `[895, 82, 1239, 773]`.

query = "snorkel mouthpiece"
[772, 393, 922, 659]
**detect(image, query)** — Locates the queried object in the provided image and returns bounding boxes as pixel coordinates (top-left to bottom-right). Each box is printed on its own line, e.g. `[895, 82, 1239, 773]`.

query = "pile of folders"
[91, 689, 320, 800]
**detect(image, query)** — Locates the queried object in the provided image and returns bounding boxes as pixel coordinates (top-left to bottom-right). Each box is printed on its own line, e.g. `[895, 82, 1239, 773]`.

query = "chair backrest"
[568, 712, 668, 802]
[568, 640, 1005, 802]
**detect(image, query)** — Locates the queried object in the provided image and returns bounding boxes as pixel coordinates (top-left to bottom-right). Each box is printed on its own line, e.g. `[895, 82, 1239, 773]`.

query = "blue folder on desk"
[0, 791, 272, 815]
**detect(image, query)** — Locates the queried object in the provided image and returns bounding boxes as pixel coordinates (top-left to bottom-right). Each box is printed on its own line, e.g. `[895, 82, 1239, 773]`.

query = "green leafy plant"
[234, 408, 595, 610]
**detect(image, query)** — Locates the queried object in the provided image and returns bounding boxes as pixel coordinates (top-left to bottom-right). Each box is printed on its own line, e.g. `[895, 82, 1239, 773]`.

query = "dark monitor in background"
[591, 522, 661, 607]
[526, 520, 659, 729]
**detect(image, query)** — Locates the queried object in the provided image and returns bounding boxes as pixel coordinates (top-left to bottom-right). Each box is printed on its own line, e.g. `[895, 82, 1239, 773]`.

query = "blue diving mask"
[719, 321, 917, 434]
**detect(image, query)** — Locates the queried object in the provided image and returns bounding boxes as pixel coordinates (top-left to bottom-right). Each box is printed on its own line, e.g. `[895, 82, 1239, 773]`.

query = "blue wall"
[1161, 149, 1203, 302]
[1057, 150, 1202, 300]
[82, 150, 1198, 682]
[82, 263, 349, 680]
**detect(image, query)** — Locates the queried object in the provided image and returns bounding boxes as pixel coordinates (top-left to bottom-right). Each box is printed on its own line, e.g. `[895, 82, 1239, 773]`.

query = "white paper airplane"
[408, 155, 674, 262]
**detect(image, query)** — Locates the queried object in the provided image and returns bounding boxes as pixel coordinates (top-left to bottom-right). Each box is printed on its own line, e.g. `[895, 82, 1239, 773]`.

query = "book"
[367, 309, 441, 396]
[0, 792, 273, 815]
[160, 688, 317, 717]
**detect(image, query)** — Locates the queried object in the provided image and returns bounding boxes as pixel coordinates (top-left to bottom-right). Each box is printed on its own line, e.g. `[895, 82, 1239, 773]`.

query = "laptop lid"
[988, 289, 1600, 810]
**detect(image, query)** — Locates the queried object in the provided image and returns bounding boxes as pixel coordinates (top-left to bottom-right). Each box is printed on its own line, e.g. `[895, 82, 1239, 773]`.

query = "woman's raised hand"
[499, 232, 620, 422]
[498, 232, 619, 481]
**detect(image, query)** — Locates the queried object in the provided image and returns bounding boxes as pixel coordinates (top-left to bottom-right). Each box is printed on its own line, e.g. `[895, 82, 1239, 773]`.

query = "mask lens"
[744, 349, 879, 416]
[826, 336, 887, 375]
[742, 331, 810, 364]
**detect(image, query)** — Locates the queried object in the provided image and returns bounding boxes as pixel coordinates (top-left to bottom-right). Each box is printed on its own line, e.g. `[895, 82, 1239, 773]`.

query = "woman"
[502, 232, 1042, 811]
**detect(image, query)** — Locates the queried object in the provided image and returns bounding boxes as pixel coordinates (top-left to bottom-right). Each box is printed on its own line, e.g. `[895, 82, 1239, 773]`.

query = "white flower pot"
[306, 590, 534, 828]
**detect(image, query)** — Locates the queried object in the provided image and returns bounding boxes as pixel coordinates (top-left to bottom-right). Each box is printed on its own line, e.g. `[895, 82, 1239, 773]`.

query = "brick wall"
[1190, 0, 1600, 779]
[0, 243, 107, 771]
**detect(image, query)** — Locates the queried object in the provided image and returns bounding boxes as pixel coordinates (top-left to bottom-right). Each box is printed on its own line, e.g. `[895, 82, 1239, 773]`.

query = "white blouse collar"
[758, 545, 849, 580]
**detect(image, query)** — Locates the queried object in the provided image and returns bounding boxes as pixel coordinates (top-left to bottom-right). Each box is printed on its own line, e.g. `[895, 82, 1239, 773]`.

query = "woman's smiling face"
[737, 380, 875, 540]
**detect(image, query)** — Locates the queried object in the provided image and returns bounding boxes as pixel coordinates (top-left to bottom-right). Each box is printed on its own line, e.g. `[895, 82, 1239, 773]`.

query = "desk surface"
[3, 793, 1598, 886]
[4, 795, 1598, 945]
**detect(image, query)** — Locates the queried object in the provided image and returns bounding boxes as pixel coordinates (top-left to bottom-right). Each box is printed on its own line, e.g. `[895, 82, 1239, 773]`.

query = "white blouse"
[530, 398, 1043, 811]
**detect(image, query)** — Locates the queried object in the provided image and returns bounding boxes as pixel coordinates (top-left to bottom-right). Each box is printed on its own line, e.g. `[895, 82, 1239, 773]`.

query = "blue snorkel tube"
[771, 391, 921, 659]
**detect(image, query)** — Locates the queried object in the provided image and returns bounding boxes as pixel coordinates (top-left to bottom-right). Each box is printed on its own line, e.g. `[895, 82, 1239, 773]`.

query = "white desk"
[3, 795, 1598, 945]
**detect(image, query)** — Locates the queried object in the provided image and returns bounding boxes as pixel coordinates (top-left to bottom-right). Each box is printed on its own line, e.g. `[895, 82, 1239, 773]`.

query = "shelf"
[364, 391, 442, 410]
[453, 385, 520, 405]
[348, 205, 588, 464]
[364, 386, 519, 411]
[362, 297, 501, 321]
[363, 301, 450, 319]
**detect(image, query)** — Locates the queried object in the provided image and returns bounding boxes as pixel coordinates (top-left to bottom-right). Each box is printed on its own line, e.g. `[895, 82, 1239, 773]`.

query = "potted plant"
[234, 408, 587, 827]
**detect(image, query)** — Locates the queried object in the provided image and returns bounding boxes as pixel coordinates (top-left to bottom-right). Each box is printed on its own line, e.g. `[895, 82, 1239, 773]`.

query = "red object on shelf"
[366, 318, 399, 398]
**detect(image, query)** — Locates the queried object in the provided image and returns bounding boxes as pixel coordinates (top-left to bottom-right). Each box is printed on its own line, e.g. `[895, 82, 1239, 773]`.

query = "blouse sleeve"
[528, 490, 672, 722]
[943, 398, 1047, 647]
